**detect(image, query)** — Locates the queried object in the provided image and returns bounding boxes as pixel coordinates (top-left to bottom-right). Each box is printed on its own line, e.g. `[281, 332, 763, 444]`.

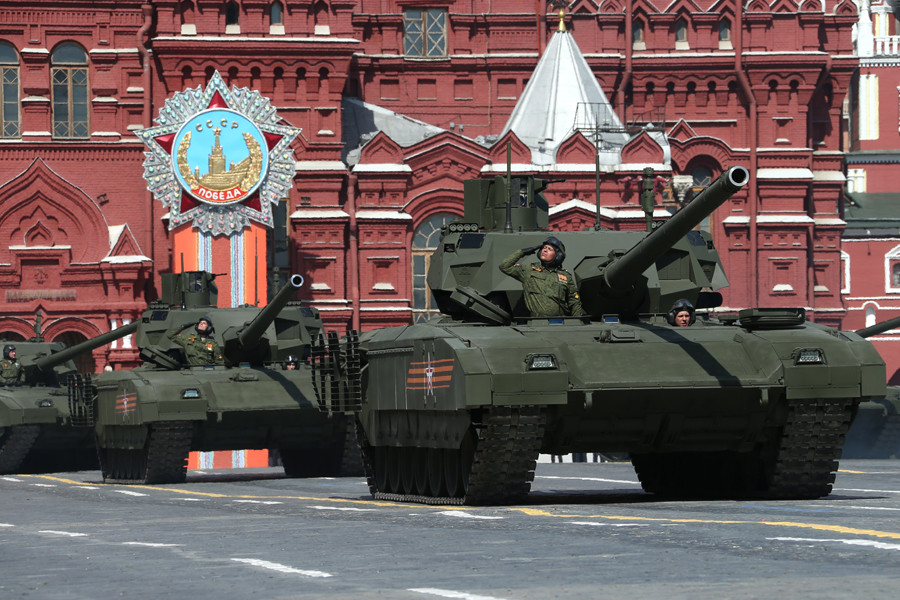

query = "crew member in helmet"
[0, 344, 25, 385]
[667, 298, 696, 327]
[499, 236, 586, 318]
[282, 355, 299, 370]
[166, 316, 224, 366]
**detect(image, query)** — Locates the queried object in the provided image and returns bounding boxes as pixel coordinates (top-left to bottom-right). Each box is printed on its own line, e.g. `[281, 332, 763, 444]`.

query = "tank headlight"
[38, 399, 54, 408]
[794, 349, 825, 365]
[527, 354, 558, 370]
[182, 389, 201, 399]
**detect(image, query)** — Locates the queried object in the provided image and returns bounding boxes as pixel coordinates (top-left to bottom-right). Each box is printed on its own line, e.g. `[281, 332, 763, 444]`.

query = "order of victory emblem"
[137, 71, 301, 236]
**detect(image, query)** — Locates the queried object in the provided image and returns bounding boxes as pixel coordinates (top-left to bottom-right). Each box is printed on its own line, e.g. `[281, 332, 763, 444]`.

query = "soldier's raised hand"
[520, 245, 542, 255]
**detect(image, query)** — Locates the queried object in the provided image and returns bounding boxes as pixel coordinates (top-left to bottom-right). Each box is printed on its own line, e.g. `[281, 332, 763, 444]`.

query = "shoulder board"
[531, 265, 543, 271]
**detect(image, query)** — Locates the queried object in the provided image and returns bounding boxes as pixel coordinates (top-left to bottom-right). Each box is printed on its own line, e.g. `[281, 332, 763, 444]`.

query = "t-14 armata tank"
[68, 271, 361, 484]
[314, 166, 885, 504]
[0, 317, 138, 474]
[843, 316, 900, 458]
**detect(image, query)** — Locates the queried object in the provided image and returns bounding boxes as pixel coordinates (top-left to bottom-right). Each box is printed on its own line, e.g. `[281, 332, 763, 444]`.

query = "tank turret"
[426, 166, 748, 323]
[221, 274, 305, 364]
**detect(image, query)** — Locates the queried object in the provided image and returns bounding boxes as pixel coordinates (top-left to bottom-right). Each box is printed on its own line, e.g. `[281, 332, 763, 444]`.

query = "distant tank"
[314, 166, 885, 504]
[68, 271, 361, 484]
[0, 318, 138, 474]
[843, 316, 900, 459]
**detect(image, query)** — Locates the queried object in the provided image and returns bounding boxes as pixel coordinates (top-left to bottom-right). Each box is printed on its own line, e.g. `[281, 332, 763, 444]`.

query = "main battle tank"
[0, 318, 138, 474]
[68, 271, 361, 484]
[314, 166, 885, 504]
[843, 316, 900, 458]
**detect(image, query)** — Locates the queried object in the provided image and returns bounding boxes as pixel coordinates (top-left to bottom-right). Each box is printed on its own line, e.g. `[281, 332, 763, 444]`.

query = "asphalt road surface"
[2, 459, 899, 600]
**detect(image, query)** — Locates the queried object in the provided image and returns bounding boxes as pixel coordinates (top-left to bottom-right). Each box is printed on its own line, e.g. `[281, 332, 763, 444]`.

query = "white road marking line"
[39, 530, 88, 537]
[837, 488, 900, 494]
[535, 475, 641, 485]
[31, 483, 55, 488]
[231, 558, 332, 578]
[1, 477, 22, 482]
[769, 537, 900, 551]
[78, 486, 100, 490]
[114, 490, 147, 497]
[234, 500, 282, 505]
[799, 504, 900, 512]
[409, 587, 512, 600]
[309, 505, 376, 512]
[122, 542, 183, 548]
[567, 521, 650, 527]
[0, 523, 14, 527]
[436, 511, 503, 520]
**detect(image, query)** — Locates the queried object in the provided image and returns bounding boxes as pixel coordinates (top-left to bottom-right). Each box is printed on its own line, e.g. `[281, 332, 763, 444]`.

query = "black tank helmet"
[196, 316, 215, 336]
[282, 354, 300, 369]
[3, 344, 15, 359]
[666, 298, 696, 326]
[541, 236, 566, 269]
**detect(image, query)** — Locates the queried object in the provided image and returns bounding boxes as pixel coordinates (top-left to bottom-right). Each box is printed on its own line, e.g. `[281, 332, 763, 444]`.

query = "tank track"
[0, 425, 41, 474]
[100, 421, 193, 485]
[369, 406, 545, 506]
[765, 397, 856, 499]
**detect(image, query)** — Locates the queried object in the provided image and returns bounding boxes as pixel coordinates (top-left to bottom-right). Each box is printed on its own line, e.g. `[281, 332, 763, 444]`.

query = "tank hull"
[354, 317, 884, 504]
[75, 364, 360, 483]
[843, 387, 900, 459]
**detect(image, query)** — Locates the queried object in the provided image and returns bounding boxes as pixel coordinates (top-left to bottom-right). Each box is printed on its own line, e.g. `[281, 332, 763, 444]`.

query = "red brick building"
[0, 1, 861, 370]
[843, 0, 900, 383]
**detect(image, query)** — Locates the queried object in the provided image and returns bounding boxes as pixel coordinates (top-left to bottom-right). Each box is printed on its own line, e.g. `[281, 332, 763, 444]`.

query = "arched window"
[1, 41, 20, 138]
[412, 213, 456, 323]
[718, 19, 732, 49]
[271, 1, 283, 25]
[866, 305, 877, 329]
[226, 1, 240, 33]
[632, 20, 645, 50]
[51, 42, 88, 139]
[270, 1, 285, 34]
[675, 18, 689, 49]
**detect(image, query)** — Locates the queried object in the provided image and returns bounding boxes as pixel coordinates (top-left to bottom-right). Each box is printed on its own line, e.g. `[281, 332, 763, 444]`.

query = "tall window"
[1, 42, 19, 138]
[718, 19, 732, 49]
[412, 213, 455, 323]
[51, 43, 88, 139]
[226, 1, 240, 33]
[403, 9, 447, 57]
[632, 20, 645, 50]
[675, 18, 689, 49]
[270, 1, 283, 25]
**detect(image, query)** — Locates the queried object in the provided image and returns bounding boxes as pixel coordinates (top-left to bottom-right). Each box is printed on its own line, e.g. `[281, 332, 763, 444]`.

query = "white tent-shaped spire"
[499, 29, 630, 166]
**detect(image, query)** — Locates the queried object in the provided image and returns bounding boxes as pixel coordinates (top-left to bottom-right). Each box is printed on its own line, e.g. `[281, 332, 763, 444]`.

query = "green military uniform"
[167, 326, 224, 366]
[0, 358, 25, 385]
[499, 249, 586, 318]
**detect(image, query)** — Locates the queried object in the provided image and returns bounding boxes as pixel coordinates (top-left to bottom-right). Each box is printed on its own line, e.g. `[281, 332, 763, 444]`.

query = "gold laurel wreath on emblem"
[177, 128, 263, 193]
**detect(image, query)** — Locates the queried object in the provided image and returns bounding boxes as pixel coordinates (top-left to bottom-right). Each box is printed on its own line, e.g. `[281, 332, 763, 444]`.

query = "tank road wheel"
[413, 448, 429, 495]
[426, 448, 445, 496]
[0, 425, 41, 474]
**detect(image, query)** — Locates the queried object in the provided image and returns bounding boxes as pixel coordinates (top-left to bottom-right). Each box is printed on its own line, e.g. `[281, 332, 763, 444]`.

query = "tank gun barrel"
[604, 166, 749, 290]
[30, 320, 139, 371]
[234, 274, 304, 350]
[855, 316, 900, 339]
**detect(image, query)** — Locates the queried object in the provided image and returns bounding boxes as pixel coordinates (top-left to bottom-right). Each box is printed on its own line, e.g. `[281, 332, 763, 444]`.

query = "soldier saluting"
[499, 236, 585, 318]
[166, 316, 224, 366]
[0, 344, 25, 385]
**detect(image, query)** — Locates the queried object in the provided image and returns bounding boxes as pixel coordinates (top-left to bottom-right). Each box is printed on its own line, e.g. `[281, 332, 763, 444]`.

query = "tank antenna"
[504, 141, 513, 233]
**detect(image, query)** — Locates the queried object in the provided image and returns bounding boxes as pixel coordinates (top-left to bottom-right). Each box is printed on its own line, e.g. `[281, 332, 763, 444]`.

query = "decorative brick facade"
[0, 1, 867, 371]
